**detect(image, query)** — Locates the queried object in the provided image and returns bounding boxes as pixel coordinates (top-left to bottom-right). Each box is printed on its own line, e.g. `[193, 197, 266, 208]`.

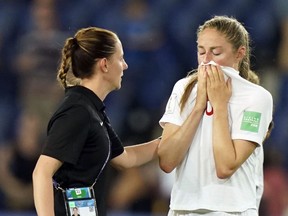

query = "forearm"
[111, 138, 160, 170]
[158, 107, 204, 173]
[212, 106, 236, 178]
[125, 138, 160, 166]
[33, 171, 55, 216]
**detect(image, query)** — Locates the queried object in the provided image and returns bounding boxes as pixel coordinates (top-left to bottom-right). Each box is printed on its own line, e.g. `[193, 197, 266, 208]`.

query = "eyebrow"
[197, 45, 222, 49]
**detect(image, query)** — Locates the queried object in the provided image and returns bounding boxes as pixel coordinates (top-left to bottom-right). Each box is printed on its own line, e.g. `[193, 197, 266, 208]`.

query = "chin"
[115, 85, 121, 91]
[117, 82, 122, 89]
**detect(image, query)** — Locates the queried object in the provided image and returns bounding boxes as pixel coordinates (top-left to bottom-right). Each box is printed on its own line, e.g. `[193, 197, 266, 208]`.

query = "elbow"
[157, 144, 177, 173]
[215, 166, 235, 179]
[158, 155, 177, 173]
[216, 171, 232, 179]
[159, 159, 176, 173]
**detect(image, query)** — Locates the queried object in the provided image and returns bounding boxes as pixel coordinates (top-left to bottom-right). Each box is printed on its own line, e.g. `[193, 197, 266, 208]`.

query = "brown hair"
[57, 27, 118, 88]
[180, 16, 259, 112]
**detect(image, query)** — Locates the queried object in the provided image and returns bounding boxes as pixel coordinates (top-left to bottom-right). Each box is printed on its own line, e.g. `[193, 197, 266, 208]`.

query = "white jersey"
[159, 66, 273, 213]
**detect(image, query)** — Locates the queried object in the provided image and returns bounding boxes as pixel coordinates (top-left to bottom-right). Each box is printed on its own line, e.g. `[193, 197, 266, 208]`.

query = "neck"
[80, 78, 109, 101]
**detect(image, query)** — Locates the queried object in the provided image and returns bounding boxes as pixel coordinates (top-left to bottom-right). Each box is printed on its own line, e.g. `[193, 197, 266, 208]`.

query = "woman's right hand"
[195, 65, 208, 111]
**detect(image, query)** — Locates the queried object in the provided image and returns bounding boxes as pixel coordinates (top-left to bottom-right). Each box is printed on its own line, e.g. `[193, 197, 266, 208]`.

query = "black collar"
[65, 85, 106, 112]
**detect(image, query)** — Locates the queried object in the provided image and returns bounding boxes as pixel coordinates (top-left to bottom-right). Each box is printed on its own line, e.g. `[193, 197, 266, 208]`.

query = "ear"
[99, 58, 108, 72]
[236, 46, 246, 61]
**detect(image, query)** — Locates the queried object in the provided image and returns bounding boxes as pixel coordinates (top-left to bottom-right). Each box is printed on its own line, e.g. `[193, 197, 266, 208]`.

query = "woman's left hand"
[206, 64, 232, 110]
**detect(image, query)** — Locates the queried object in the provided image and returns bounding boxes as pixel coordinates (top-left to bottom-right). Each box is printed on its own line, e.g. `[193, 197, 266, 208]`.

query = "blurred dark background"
[0, 0, 288, 215]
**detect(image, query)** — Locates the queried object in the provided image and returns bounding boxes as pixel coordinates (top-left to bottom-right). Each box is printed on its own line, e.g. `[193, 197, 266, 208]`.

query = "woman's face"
[197, 28, 241, 70]
[106, 39, 128, 90]
[73, 208, 78, 214]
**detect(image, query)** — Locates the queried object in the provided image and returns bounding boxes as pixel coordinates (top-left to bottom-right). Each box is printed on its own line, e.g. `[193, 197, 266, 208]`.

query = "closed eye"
[213, 52, 221, 56]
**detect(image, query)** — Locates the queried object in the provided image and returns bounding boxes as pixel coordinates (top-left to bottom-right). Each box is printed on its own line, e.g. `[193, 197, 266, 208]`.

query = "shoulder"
[57, 88, 99, 116]
[175, 76, 190, 86]
[54, 96, 91, 117]
[48, 98, 92, 128]
[232, 74, 273, 106]
[172, 77, 191, 92]
[48, 104, 90, 127]
[250, 84, 273, 105]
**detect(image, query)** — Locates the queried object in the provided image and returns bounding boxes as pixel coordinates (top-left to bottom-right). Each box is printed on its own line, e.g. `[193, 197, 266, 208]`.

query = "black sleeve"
[105, 123, 124, 159]
[42, 105, 90, 164]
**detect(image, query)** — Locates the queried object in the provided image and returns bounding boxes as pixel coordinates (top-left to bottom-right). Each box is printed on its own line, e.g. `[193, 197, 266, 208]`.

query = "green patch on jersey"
[240, 111, 261, 133]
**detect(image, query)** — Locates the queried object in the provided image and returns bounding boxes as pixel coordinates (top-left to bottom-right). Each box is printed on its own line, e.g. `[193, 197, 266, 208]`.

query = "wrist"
[213, 103, 228, 111]
[213, 105, 229, 117]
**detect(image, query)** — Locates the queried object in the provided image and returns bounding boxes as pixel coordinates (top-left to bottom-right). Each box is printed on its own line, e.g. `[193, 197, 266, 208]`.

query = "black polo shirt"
[42, 85, 124, 216]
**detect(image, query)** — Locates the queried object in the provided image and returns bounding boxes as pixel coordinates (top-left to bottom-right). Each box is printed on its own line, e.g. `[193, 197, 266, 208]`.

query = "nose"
[123, 60, 128, 70]
[203, 52, 212, 64]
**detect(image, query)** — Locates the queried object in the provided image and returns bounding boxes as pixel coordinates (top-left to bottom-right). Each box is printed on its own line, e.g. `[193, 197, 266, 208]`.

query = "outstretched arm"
[110, 138, 160, 170]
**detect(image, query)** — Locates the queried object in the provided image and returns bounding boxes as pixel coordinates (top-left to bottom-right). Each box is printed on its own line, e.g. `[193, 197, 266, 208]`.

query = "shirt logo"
[205, 102, 213, 116]
[240, 111, 261, 132]
[100, 121, 104, 126]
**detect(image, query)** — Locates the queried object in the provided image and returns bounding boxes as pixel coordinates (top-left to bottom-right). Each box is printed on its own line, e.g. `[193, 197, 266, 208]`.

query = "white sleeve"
[159, 78, 188, 127]
[231, 88, 273, 145]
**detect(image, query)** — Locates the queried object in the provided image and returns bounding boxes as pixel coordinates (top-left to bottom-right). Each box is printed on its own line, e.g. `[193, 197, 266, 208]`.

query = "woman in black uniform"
[32, 27, 161, 216]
